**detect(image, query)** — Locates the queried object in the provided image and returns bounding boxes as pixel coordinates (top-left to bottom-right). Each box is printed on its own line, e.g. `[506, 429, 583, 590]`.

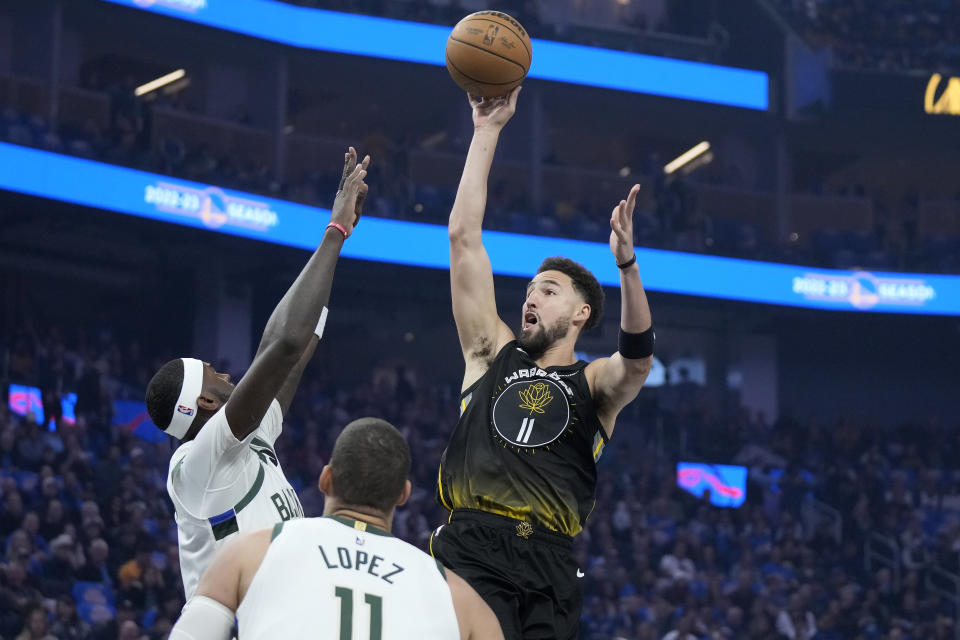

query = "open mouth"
[522, 312, 538, 331]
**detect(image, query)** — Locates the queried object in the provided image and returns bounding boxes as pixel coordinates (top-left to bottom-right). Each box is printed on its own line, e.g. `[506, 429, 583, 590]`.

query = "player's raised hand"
[331, 147, 370, 237]
[336, 146, 371, 222]
[609, 184, 641, 265]
[469, 86, 522, 131]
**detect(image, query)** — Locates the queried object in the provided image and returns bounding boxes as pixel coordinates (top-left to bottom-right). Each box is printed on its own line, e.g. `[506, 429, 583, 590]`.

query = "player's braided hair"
[537, 256, 605, 331]
[145, 359, 183, 430]
[330, 418, 411, 513]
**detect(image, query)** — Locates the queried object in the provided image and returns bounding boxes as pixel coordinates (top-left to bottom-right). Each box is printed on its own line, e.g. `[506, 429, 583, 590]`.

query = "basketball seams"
[445, 55, 524, 87]
[458, 16, 532, 60]
[446, 11, 531, 97]
[448, 36, 527, 75]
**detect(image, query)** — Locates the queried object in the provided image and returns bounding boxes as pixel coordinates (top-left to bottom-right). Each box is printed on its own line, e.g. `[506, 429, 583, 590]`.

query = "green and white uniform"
[238, 516, 460, 639]
[167, 399, 303, 599]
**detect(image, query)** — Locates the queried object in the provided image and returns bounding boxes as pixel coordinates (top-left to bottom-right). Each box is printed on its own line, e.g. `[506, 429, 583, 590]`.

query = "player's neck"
[531, 340, 577, 370]
[328, 507, 392, 533]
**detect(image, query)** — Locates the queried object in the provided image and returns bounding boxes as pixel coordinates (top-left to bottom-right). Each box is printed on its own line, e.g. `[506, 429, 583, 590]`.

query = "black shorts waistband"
[448, 509, 573, 549]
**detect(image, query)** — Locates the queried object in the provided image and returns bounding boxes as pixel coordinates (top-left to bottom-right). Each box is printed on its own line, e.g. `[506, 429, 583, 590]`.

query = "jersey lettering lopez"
[437, 341, 608, 536]
[167, 399, 303, 599]
[238, 516, 460, 639]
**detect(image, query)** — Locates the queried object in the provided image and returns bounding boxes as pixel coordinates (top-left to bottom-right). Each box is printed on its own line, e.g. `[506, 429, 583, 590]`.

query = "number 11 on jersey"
[334, 586, 382, 640]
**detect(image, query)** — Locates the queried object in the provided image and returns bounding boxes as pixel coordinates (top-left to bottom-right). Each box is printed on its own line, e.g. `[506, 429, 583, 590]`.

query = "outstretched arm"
[226, 150, 370, 437]
[270, 149, 369, 416]
[272, 337, 317, 417]
[586, 185, 654, 438]
[449, 88, 521, 391]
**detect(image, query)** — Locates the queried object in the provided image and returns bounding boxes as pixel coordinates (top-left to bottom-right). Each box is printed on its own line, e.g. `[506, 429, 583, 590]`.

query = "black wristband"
[619, 326, 654, 359]
[617, 254, 637, 270]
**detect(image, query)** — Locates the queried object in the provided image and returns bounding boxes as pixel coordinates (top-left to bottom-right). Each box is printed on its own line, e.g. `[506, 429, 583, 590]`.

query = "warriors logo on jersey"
[438, 342, 608, 536]
[492, 378, 575, 450]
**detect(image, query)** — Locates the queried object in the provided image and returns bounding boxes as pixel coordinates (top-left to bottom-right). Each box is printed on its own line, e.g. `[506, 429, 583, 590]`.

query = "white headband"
[165, 358, 204, 439]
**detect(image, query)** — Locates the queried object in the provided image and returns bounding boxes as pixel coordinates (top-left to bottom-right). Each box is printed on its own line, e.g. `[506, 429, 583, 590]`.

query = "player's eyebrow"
[527, 279, 561, 293]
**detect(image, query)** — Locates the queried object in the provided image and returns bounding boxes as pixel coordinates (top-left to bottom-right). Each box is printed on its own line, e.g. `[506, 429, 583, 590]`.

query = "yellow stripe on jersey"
[459, 392, 473, 416]
[592, 431, 605, 461]
[583, 499, 598, 526]
[437, 465, 452, 511]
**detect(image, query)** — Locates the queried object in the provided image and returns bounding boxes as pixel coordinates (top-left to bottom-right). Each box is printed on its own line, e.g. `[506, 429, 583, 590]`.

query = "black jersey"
[437, 341, 608, 536]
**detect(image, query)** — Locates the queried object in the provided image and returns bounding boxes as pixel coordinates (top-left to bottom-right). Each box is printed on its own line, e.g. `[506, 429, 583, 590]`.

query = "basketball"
[445, 11, 532, 98]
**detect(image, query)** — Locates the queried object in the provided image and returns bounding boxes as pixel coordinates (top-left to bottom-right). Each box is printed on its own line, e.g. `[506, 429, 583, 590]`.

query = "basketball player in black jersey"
[429, 86, 655, 639]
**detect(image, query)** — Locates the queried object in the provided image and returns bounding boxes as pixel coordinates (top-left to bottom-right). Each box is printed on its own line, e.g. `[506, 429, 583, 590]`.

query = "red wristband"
[326, 222, 349, 239]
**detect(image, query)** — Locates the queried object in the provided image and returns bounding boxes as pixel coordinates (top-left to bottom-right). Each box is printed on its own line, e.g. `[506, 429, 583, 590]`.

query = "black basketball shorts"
[430, 509, 583, 640]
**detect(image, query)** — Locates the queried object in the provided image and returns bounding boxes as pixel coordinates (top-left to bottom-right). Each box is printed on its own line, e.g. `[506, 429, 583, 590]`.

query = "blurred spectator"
[49, 595, 91, 640]
[15, 606, 56, 640]
[775, 0, 960, 72]
[38, 533, 80, 597]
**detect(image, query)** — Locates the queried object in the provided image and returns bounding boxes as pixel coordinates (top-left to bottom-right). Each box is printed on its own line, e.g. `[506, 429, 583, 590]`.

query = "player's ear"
[574, 303, 591, 327]
[396, 480, 412, 507]
[196, 368, 222, 412]
[319, 466, 333, 495]
[196, 390, 221, 412]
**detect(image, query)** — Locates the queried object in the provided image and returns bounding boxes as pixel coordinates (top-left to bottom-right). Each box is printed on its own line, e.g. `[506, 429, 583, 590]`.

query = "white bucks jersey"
[167, 400, 303, 599]
[238, 516, 460, 640]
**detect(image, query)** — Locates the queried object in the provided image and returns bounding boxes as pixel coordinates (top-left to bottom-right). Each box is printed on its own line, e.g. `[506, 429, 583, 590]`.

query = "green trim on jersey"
[325, 515, 393, 537]
[235, 462, 266, 513]
[251, 436, 274, 452]
[434, 559, 447, 581]
[270, 521, 284, 542]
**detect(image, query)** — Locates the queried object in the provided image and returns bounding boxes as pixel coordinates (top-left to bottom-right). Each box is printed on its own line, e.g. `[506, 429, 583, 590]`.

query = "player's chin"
[517, 326, 541, 347]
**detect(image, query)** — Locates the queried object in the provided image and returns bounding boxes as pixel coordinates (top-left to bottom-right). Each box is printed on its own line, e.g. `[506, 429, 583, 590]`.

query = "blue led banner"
[100, 0, 768, 110]
[677, 462, 747, 508]
[1, 142, 957, 315]
[8, 384, 77, 430]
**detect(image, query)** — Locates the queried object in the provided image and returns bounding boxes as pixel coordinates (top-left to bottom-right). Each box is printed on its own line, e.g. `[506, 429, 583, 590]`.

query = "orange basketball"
[445, 11, 532, 98]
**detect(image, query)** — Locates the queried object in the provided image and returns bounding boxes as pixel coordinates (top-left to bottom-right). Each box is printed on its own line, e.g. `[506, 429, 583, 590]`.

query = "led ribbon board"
[100, 0, 768, 110]
[676, 462, 747, 508]
[7, 385, 76, 429]
[1, 142, 956, 314]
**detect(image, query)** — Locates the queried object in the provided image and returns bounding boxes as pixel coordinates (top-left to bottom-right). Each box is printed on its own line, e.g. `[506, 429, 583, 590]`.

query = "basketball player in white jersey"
[168, 418, 503, 640]
[145, 148, 370, 599]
